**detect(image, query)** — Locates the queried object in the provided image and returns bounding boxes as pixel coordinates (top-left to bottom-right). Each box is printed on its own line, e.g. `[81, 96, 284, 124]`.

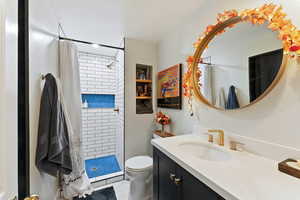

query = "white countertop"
[151, 135, 300, 200]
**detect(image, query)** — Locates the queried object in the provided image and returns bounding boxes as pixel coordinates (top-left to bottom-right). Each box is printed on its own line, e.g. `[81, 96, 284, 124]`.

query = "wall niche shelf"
[136, 79, 152, 83]
[136, 64, 153, 114]
[136, 96, 152, 100]
[81, 93, 115, 109]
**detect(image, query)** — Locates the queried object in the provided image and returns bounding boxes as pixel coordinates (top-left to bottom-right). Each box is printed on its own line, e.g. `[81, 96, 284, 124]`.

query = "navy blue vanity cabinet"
[153, 147, 225, 200]
[153, 147, 180, 200]
[178, 164, 225, 200]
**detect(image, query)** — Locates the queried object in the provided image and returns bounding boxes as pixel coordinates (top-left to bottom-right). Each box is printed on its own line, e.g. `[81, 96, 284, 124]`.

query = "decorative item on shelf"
[183, 3, 300, 115]
[157, 64, 182, 109]
[136, 64, 153, 114]
[137, 66, 151, 80]
[144, 84, 148, 96]
[137, 71, 146, 80]
[155, 111, 171, 136]
[136, 85, 144, 97]
[136, 84, 152, 98]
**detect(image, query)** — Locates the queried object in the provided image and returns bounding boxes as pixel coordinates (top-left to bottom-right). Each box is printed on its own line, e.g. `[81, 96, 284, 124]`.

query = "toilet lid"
[125, 156, 153, 171]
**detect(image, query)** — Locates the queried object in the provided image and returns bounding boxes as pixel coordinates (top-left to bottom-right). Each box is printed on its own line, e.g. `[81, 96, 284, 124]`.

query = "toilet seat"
[125, 156, 153, 172]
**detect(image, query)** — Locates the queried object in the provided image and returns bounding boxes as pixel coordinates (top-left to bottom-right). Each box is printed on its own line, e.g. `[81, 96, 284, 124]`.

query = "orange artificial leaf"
[186, 56, 194, 64]
[205, 25, 215, 34]
[257, 18, 266, 24]
[289, 45, 300, 52]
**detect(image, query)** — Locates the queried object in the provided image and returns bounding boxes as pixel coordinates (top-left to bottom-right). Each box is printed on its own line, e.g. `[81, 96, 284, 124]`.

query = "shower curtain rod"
[59, 36, 125, 51]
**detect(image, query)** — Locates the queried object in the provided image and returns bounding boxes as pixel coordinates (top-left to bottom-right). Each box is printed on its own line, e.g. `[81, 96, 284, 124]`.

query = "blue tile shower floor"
[85, 155, 121, 179]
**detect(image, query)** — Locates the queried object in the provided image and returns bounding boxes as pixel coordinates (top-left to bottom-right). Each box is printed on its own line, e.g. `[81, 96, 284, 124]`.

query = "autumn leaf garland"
[183, 4, 300, 101]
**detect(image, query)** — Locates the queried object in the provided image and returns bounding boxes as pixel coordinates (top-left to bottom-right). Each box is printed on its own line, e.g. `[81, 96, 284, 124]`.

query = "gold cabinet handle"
[174, 178, 182, 185]
[170, 173, 176, 181]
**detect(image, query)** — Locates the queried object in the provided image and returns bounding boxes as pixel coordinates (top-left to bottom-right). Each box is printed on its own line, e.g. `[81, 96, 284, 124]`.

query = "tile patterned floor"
[94, 180, 130, 200]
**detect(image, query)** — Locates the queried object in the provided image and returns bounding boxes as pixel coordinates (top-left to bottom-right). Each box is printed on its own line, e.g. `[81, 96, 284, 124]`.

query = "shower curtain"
[58, 41, 93, 199]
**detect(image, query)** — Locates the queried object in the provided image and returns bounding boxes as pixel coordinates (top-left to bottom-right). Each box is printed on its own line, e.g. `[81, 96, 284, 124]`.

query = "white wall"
[0, 0, 18, 199]
[125, 38, 158, 160]
[29, 0, 60, 199]
[158, 0, 300, 150]
[0, 1, 5, 196]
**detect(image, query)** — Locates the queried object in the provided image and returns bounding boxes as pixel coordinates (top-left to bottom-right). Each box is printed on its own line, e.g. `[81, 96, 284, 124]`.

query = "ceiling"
[54, 0, 205, 47]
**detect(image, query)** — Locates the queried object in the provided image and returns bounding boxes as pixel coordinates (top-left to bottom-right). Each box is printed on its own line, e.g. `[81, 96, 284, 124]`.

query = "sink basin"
[178, 142, 231, 161]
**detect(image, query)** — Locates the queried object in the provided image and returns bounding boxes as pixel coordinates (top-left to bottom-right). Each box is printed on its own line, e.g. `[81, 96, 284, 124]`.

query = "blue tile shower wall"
[82, 94, 115, 108]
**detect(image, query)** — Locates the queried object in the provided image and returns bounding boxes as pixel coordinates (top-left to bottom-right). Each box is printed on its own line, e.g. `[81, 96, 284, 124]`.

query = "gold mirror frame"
[183, 4, 300, 112]
[191, 16, 288, 110]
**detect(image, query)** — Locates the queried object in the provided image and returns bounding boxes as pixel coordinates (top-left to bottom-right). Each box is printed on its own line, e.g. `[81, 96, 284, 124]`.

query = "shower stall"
[78, 42, 125, 183]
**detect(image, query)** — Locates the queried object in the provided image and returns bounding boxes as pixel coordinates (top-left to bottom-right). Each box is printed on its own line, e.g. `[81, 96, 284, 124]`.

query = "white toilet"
[125, 155, 153, 200]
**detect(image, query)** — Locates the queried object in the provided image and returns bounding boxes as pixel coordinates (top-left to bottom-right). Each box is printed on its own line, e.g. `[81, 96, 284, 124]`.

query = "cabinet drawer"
[153, 147, 225, 200]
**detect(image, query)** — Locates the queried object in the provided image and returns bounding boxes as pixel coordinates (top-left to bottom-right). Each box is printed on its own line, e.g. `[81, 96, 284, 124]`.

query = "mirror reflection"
[199, 22, 283, 109]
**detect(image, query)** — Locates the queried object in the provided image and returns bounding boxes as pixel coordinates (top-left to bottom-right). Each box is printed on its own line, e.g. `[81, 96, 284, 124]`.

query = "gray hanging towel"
[226, 85, 240, 110]
[36, 73, 72, 177]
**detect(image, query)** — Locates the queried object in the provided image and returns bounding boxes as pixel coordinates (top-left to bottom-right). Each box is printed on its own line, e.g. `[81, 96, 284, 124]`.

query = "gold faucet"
[204, 133, 214, 143]
[229, 141, 245, 151]
[208, 129, 224, 146]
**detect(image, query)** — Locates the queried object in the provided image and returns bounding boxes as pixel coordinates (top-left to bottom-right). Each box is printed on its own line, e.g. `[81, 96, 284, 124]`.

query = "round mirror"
[192, 17, 287, 110]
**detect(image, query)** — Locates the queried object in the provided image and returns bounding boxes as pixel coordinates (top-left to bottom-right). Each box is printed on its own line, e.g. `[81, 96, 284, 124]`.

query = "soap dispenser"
[83, 99, 88, 108]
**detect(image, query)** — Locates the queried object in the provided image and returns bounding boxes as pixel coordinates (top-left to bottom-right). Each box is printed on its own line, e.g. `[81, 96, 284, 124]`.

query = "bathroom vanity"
[153, 147, 224, 200]
[152, 135, 300, 200]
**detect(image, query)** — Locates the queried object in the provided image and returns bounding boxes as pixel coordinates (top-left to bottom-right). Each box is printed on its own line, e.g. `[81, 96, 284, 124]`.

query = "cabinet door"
[153, 149, 179, 200]
[178, 166, 225, 200]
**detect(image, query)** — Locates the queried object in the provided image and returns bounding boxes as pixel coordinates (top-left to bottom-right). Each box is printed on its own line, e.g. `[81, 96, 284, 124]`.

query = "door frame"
[18, 0, 30, 199]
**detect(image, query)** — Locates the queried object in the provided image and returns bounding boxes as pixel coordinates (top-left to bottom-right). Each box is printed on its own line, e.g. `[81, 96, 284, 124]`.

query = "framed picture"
[157, 64, 182, 109]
